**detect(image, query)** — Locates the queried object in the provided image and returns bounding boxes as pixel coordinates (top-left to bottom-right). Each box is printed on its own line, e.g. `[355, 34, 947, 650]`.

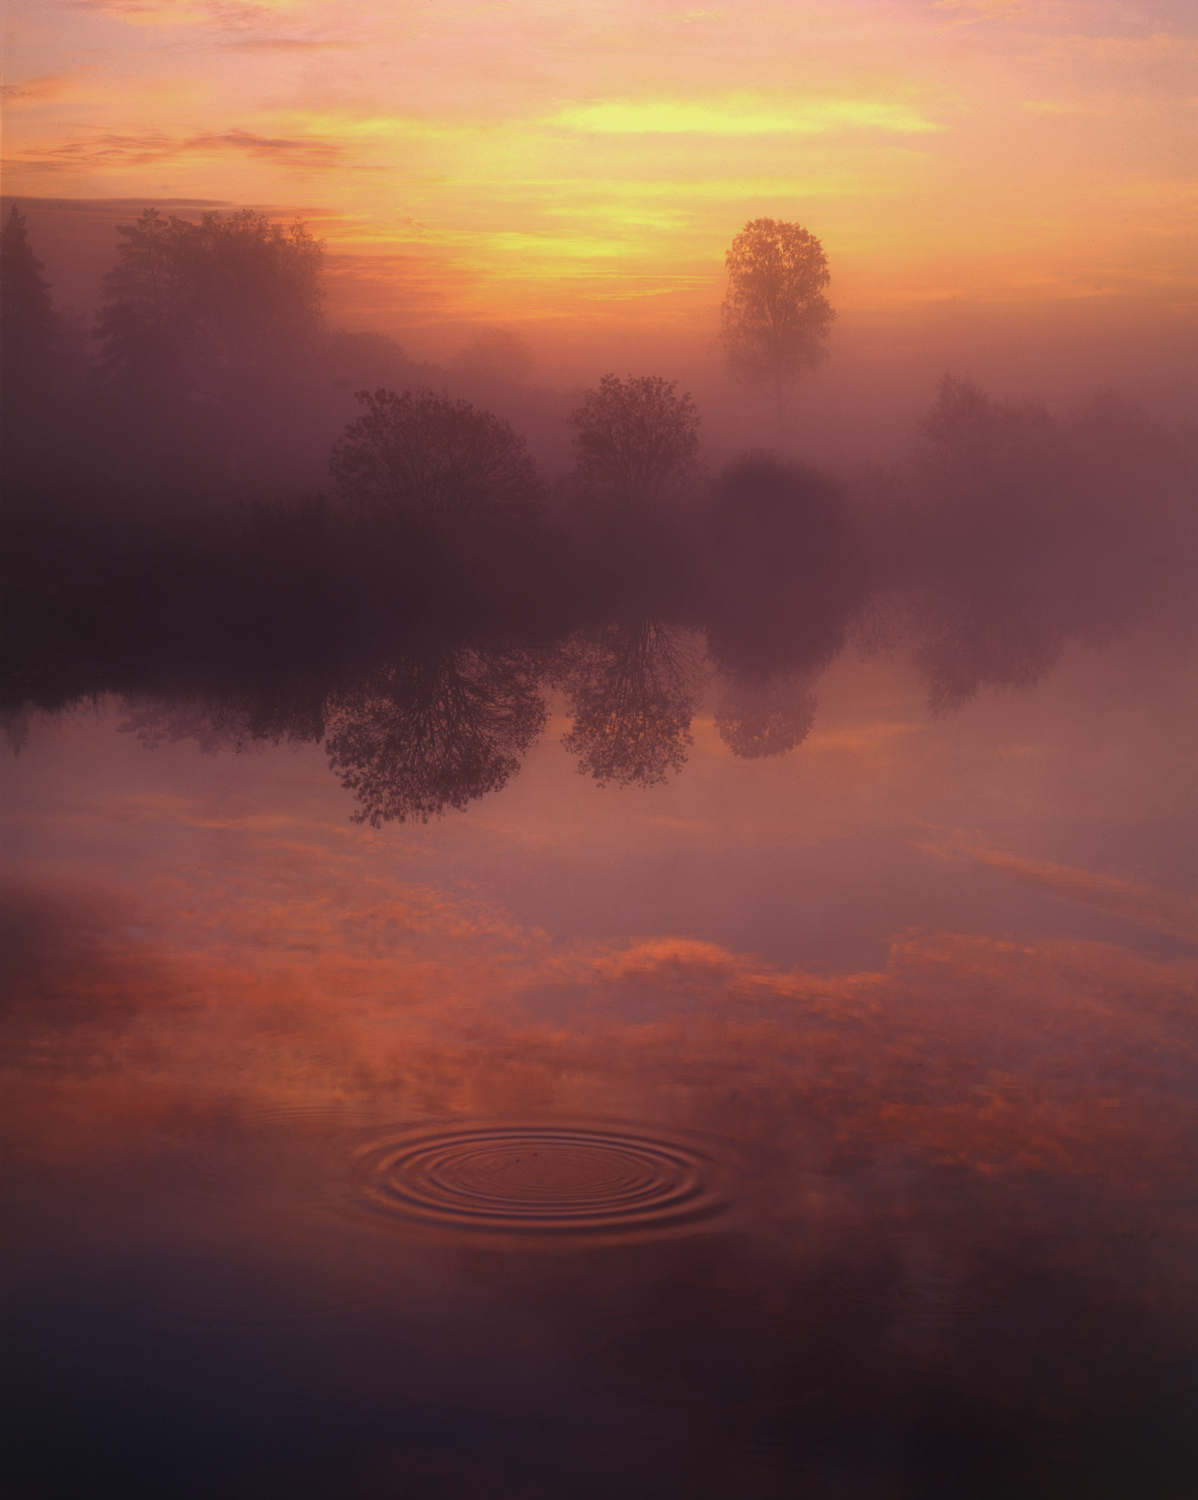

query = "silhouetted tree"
[323, 646, 548, 824]
[568, 374, 701, 511]
[720, 219, 834, 430]
[95, 208, 324, 396]
[555, 620, 701, 786]
[329, 386, 545, 529]
[1, 206, 59, 383]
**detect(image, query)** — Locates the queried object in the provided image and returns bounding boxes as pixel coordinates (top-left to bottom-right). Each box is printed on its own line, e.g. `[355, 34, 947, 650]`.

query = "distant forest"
[2, 204, 1194, 822]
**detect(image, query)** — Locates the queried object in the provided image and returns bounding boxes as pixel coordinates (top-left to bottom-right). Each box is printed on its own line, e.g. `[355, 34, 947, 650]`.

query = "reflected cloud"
[914, 836, 1198, 944]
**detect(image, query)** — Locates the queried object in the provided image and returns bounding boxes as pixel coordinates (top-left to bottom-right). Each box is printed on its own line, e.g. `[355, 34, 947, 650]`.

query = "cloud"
[549, 94, 943, 136]
[217, 35, 357, 50]
[912, 836, 1198, 944]
[1, 75, 81, 107]
[66, 0, 306, 25]
[7, 127, 348, 174]
[929, 0, 1025, 23]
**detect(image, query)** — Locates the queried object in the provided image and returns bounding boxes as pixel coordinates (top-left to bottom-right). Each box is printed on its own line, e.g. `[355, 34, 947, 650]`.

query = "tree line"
[2, 203, 1193, 825]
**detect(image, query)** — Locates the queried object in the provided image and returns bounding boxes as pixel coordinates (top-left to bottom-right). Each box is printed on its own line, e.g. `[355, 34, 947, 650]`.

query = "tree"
[554, 620, 701, 787]
[324, 646, 548, 825]
[568, 374, 701, 509]
[713, 674, 817, 759]
[329, 386, 545, 529]
[452, 328, 535, 387]
[1, 205, 59, 381]
[95, 207, 324, 395]
[720, 218, 835, 430]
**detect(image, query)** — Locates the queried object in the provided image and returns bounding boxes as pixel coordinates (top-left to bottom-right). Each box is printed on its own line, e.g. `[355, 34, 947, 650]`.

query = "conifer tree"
[0, 205, 59, 381]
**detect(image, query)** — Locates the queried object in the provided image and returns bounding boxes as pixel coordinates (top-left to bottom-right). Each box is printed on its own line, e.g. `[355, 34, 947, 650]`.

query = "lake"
[3, 613, 1195, 1499]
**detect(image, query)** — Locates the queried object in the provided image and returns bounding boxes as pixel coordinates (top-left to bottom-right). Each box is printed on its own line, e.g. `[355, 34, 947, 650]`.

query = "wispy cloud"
[218, 35, 357, 50]
[67, 0, 305, 24]
[912, 835, 1198, 943]
[549, 94, 943, 136]
[930, 0, 1025, 24]
[7, 127, 348, 173]
[1, 71, 98, 107]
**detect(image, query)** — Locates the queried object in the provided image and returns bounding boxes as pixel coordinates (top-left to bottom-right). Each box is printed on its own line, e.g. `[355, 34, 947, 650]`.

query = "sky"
[3, 0, 1195, 404]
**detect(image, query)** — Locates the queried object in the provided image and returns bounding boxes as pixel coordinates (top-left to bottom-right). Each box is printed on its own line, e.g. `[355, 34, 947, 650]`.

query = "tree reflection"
[555, 621, 702, 787]
[897, 376, 1196, 713]
[713, 673, 817, 759]
[704, 452, 865, 684]
[324, 646, 548, 825]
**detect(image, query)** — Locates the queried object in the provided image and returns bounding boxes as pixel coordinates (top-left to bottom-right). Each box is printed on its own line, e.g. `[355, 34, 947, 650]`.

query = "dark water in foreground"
[3, 638, 1196, 1499]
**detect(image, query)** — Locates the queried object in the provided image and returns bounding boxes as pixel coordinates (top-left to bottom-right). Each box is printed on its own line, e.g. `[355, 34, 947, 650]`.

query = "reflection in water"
[583, 1315, 839, 1412]
[324, 645, 548, 824]
[350, 1122, 727, 1237]
[555, 621, 703, 786]
[4, 848, 1196, 1496]
[713, 673, 818, 758]
[3, 373, 1196, 1496]
[890, 378, 1197, 712]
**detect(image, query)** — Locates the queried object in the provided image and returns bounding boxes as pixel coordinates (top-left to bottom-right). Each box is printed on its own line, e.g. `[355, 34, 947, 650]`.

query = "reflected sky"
[3, 608, 1195, 1496]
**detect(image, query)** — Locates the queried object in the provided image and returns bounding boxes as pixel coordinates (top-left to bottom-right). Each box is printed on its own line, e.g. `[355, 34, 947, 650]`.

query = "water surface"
[3, 630, 1195, 1498]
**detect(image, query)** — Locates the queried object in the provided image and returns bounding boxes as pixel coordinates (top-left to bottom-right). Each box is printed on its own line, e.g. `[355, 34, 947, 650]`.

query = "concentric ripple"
[351, 1124, 727, 1237]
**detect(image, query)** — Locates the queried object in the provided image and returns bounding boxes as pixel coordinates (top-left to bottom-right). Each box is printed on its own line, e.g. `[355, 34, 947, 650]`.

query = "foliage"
[903, 375, 1197, 714]
[713, 674, 817, 758]
[720, 218, 835, 423]
[324, 648, 548, 824]
[556, 620, 700, 786]
[95, 207, 324, 394]
[1, 206, 60, 377]
[328, 386, 545, 527]
[568, 374, 701, 507]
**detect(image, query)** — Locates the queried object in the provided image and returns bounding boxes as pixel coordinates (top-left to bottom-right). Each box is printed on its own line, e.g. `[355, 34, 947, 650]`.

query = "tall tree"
[1, 205, 59, 381]
[95, 208, 324, 396]
[720, 218, 835, 431]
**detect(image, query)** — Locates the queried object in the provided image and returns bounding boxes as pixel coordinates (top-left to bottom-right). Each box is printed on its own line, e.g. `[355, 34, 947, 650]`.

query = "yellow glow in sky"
[550, 95, 944, 135]
[1, 0, 1194, 379]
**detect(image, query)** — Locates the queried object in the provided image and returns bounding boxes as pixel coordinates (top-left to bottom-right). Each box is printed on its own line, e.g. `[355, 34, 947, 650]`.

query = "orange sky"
[3, 0, 1194, 380]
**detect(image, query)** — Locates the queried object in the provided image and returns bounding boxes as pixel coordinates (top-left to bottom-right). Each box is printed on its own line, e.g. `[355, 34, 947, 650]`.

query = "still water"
[3, 630, 1196, 1498]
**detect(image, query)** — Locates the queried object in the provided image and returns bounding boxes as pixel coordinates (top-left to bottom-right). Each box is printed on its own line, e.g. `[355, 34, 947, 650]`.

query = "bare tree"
[720, 218, 834, 431]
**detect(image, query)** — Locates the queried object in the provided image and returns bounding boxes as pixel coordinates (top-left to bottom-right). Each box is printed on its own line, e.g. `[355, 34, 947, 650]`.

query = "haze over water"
[2, 2, 1197, 1496]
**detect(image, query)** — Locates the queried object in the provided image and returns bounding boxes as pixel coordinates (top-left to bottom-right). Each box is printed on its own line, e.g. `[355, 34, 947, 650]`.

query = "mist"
[2, 198, 1194, 829]
[3, 175, 1197, 1500]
